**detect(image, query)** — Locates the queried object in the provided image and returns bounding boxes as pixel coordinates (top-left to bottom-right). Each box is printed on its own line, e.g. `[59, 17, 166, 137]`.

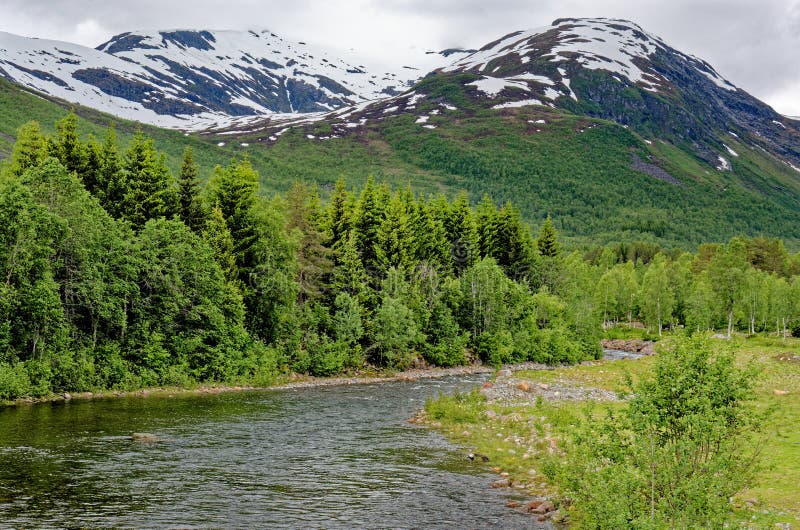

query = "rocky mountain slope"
[435, 18, 800, 170]
[1, 18, 799, 248]
[0, 29, 462, 129]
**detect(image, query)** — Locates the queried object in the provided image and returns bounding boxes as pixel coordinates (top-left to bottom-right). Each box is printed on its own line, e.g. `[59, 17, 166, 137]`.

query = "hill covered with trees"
[1, 115, 799, 401]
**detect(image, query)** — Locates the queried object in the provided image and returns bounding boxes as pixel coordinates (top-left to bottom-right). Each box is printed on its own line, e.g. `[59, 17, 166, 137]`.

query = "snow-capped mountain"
[0, 17, 797, 172]
[0, 29, 461, 130]
[431, 17, 800, 169]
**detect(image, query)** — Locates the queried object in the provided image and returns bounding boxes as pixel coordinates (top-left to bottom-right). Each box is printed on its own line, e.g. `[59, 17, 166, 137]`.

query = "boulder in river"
[131, 432, 160, 443]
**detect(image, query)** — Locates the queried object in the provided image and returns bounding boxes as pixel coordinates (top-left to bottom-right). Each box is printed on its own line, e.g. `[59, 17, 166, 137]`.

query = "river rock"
[506, 500, 521, 508]
[601, 339, 656, 355]
[515, 381, 531, 392]
[497, 369, 513, 377]
[526, 499, 555, 514]
[131, 432, 159, 443]
[491, 478, 511, 488]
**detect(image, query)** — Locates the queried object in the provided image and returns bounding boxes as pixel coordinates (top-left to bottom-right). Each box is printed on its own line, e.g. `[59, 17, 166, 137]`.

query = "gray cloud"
[0, 0, 798, 114]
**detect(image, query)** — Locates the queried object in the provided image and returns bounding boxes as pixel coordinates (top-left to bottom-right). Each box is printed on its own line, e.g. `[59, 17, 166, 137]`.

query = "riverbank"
[422, 335, 800, 527]
[2, 361, 561, 407]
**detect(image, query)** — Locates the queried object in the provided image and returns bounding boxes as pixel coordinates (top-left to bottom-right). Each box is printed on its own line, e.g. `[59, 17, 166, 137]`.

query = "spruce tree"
[81, 135, 103, 196]
[331, 231, 368, 305]
[96, 125, 126, 219]
[375, 192, 414, 274]
[121, 130, 178, 229]
[353, 176, 385, 276]
[203, 205, 238, 286]
[446, 191, 478, 274]
[537, 215, 560, 258]
[489, 202, 535, 280]
[287, 181, 332, 304]
[475, 194, 498, 258]
[325, 177, 352, 253]
[4, 121, 48, 179]
[409, 195, 450, 275]
[206, 158, 259, 273]
[51, 112, 86, 177]
[177, 147, 206, 232]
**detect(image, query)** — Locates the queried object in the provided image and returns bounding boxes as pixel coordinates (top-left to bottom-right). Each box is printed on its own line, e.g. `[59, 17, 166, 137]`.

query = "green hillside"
[2, 76, 799, 250]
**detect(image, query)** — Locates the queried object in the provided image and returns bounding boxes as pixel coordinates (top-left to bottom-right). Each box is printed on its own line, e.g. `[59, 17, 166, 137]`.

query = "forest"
[1, 113, 800, 401]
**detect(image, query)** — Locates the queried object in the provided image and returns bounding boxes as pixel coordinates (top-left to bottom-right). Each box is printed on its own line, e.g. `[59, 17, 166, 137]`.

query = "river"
[0, 375, 547, 528]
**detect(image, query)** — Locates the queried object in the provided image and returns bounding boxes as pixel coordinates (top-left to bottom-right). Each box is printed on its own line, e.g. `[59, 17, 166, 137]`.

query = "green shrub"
[0, 362, 32, 400]
[549, 336, 762, 528]
[422, 333, 469, 367]
[307, 335, 350, 376]
[475, 330, 515, 366]
[425, 390, 486, 423]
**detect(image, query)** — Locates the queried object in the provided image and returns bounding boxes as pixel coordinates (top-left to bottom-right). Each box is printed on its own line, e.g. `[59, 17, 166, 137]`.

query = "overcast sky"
[1, 0, 798, 115]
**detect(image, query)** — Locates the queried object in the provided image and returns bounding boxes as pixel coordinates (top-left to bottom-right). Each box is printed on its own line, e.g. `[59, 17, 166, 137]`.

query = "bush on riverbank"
[544, 335, 763, 528]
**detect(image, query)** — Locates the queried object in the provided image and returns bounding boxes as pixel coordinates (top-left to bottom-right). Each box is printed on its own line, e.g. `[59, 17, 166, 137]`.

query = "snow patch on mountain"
[723, 144, 739, 157]
[441, 18, 738, 102]
[468, 76, 530, 96]
[492, 98, 545, 109]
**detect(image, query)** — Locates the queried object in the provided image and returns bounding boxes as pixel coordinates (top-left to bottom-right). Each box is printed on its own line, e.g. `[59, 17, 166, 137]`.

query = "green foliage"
[177, 147, 207, 232]
[2, 112, 799, 400]
[121, 130, 179, 229]
[372, 294, 421, 368]
[550, 336, 762, 528]
[333, 292, 363, 346]
[537, 215, 560, 257]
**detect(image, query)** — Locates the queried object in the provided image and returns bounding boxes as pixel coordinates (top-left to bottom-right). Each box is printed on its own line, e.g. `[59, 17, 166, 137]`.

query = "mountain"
[0, 29, 462, 130]
[435, 17, 800, 170]
[1, 18, 799, 249]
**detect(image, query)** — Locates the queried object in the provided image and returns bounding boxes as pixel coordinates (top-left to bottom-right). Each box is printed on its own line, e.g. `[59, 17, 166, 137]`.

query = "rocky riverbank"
[5, 362, 554, 407]
[601, 338, 656, 355]
[479, 368, 620, 405]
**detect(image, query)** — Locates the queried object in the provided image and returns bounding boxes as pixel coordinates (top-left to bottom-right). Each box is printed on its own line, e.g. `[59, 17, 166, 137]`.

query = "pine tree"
[96, 125, 126, 219]
[3, 121, 48, 179]
[353, 176, 385, 276]
[287, 181, 332, 304]
[446, 191, 478, 274]
[51, 112, 86, 177]
[325, 177, 352, 253]
[177, 147, 206, 232]
[202, 206, 238, 286]
[537, 215, 560, 258]
[121, 130, 178, 228]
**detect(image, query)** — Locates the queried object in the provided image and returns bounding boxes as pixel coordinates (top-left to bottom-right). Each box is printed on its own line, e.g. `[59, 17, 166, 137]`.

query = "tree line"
[0, 113, 798, 400]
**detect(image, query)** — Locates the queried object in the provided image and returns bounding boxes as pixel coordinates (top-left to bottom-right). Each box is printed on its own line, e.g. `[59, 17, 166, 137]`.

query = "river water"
[0, 375, 547, 528]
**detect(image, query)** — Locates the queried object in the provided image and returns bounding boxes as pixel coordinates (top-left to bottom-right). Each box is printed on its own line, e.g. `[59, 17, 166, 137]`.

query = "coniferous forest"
[1, 113, 800, 400]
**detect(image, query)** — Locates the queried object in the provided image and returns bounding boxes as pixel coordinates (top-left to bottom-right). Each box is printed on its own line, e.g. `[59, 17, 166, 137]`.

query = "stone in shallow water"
[131, 432, 159, 443]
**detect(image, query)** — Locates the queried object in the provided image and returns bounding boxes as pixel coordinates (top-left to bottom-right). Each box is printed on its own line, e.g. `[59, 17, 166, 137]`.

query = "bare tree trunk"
[727, 310, 734, 339]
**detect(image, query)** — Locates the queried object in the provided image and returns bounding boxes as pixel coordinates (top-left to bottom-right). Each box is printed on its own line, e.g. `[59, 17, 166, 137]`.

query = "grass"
[424, 334, 800, 525]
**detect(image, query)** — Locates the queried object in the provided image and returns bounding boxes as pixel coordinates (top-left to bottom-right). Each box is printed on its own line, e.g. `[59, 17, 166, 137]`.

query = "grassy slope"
[2, 76, 800, 249]
[424, 336, 800, 526]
